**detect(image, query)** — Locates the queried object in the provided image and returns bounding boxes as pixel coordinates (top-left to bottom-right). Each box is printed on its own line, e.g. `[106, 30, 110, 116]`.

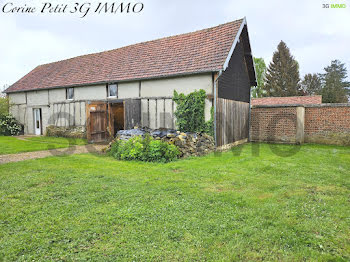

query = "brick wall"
[305, 105, 350, 145]
[250, 107, 298, 143]
[250, 104, 350, 145]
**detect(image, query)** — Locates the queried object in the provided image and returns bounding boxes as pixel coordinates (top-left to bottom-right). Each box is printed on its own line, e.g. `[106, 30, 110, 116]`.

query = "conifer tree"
[320, 60, 349, 103]
[265, 41, 301, 97]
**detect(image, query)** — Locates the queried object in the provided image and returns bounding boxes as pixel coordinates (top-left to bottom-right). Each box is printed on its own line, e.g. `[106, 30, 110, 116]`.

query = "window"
[108, 84, 118, 97]
[66, 88, 74, 100]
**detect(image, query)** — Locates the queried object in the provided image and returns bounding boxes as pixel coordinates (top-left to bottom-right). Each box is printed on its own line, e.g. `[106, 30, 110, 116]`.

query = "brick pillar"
[296, 106, 305, 144]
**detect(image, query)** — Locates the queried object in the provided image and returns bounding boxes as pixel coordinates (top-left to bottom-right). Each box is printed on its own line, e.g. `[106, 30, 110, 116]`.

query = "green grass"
[0, 136, 87, 155]
[0, 143, 349, 261]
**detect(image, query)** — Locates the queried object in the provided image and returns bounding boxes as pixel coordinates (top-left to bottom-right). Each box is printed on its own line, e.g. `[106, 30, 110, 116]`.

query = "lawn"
[0, 136, 87, 155]
[0, 143, 349, 261]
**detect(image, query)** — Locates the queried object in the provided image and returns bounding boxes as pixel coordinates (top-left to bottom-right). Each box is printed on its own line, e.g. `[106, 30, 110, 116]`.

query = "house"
[4, 18, 256, 146]
[251, 96, 322, 106]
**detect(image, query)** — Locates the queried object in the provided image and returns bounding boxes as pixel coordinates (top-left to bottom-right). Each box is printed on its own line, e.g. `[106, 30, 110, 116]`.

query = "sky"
[0, 0, 349, 90]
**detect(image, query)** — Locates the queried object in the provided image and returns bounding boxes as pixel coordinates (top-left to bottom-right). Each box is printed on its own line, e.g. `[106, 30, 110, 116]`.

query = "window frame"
[108, 83, 118, 98]
[66, 87, 74, 100]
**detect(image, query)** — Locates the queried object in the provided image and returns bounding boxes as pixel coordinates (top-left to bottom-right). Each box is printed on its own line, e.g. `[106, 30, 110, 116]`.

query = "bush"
[173, 89, 214, 135]
[0, 115, 22, 136]
[204, 106, 214, 137]
[109, 135, 180, 163]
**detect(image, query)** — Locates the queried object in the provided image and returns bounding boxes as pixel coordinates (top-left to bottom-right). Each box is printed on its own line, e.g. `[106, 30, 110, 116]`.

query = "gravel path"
[0, 145, 106, 164]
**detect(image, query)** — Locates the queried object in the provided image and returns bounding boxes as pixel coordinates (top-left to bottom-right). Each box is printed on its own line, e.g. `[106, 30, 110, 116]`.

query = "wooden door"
[124, 99, 141, 129]
[86, 102, 108, 142]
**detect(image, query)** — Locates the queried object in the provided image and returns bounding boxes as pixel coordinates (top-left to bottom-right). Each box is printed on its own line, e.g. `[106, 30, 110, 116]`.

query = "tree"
[0, 85, 9, 116]
[0, 85, 7, 98]
[301, 73, 322, 95]
[265, 41, 301, 97]
[0, 97, 9, 117]
[251, 57, 266, 98]
[320, 60, 349, 103]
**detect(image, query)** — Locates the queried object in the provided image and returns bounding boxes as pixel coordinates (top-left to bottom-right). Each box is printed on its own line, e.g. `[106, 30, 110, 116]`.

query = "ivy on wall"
[173, 89, 213, 136]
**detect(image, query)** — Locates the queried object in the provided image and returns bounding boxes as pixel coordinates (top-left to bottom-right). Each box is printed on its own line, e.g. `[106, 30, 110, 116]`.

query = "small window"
[66, 88, 74, 100]
[108, 84, 117, 98]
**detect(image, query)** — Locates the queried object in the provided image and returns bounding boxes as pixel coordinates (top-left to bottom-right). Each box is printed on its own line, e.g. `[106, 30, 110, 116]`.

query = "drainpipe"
[213, 70, 222, 147]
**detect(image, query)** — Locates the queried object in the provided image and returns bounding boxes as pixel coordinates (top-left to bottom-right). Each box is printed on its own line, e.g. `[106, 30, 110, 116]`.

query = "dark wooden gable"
[217, 24, 256, 103]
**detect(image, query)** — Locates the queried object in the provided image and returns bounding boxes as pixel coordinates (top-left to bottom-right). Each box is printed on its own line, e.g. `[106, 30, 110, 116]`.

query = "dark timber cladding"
[216, 24, 253, 146]
[218, 41, 250, 102]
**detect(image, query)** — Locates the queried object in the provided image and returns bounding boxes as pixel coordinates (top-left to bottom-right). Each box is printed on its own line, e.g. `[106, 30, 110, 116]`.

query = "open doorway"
[109, 102, 124, 137]
[33, 108, 42, 135]
[86, 100, 140, 143]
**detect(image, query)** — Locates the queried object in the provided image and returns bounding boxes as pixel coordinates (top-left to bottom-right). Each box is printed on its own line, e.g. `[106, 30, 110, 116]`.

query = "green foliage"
[204, 106, 214, 137]
[320, 60, 349, 103]
[110, 135, 180, 163]
[0, 96, 9, 117]
[0, 96, 22, 136]
[173, 89, 212, 134]
[0, 115, 22, 136]
[301, 73, 322, 95]
[252, 57, 267, 98]
[265, 41, 302, 97]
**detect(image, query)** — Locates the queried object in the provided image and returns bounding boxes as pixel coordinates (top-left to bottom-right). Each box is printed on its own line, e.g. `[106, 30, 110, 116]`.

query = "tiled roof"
[251, 96, 322, 106]
[5, 19, 244, 93]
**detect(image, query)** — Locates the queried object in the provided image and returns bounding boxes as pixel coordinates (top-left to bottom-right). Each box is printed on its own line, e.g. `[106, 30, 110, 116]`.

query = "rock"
[117, 129, 145, 137]
[108, 127, 215, 158]
[46, 125, 86, 139]
[178, 135, 186, 141]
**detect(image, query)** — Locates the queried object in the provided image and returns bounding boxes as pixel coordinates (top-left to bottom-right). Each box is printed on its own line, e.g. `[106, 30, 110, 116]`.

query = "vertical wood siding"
[216, 98, 249, 146]
[140, 98, 175, 129]
[218, 41, 251, 103]
[124, 99, 141, 129]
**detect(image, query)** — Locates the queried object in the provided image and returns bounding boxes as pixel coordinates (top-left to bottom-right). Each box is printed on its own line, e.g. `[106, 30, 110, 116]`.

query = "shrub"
[109, 135, 180, 163]
[0, 115, 22, 136]
[173, 89, 214, 135]
[204, 106, 214, 137]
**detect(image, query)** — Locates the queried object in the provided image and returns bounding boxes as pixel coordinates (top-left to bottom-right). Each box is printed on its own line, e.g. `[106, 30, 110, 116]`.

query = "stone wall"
[110, 128, 215, 158]
[250, 104, 350, 146]
[46, 125, 86, 139]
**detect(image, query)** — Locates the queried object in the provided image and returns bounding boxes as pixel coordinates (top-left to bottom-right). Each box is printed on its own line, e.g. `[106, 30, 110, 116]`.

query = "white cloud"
[0, 14, 85, 87]
[0, 0, 349, 88]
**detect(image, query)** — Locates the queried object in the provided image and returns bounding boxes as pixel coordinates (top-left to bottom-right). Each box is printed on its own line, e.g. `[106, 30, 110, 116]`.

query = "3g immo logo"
[322, 1, 347, 8]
